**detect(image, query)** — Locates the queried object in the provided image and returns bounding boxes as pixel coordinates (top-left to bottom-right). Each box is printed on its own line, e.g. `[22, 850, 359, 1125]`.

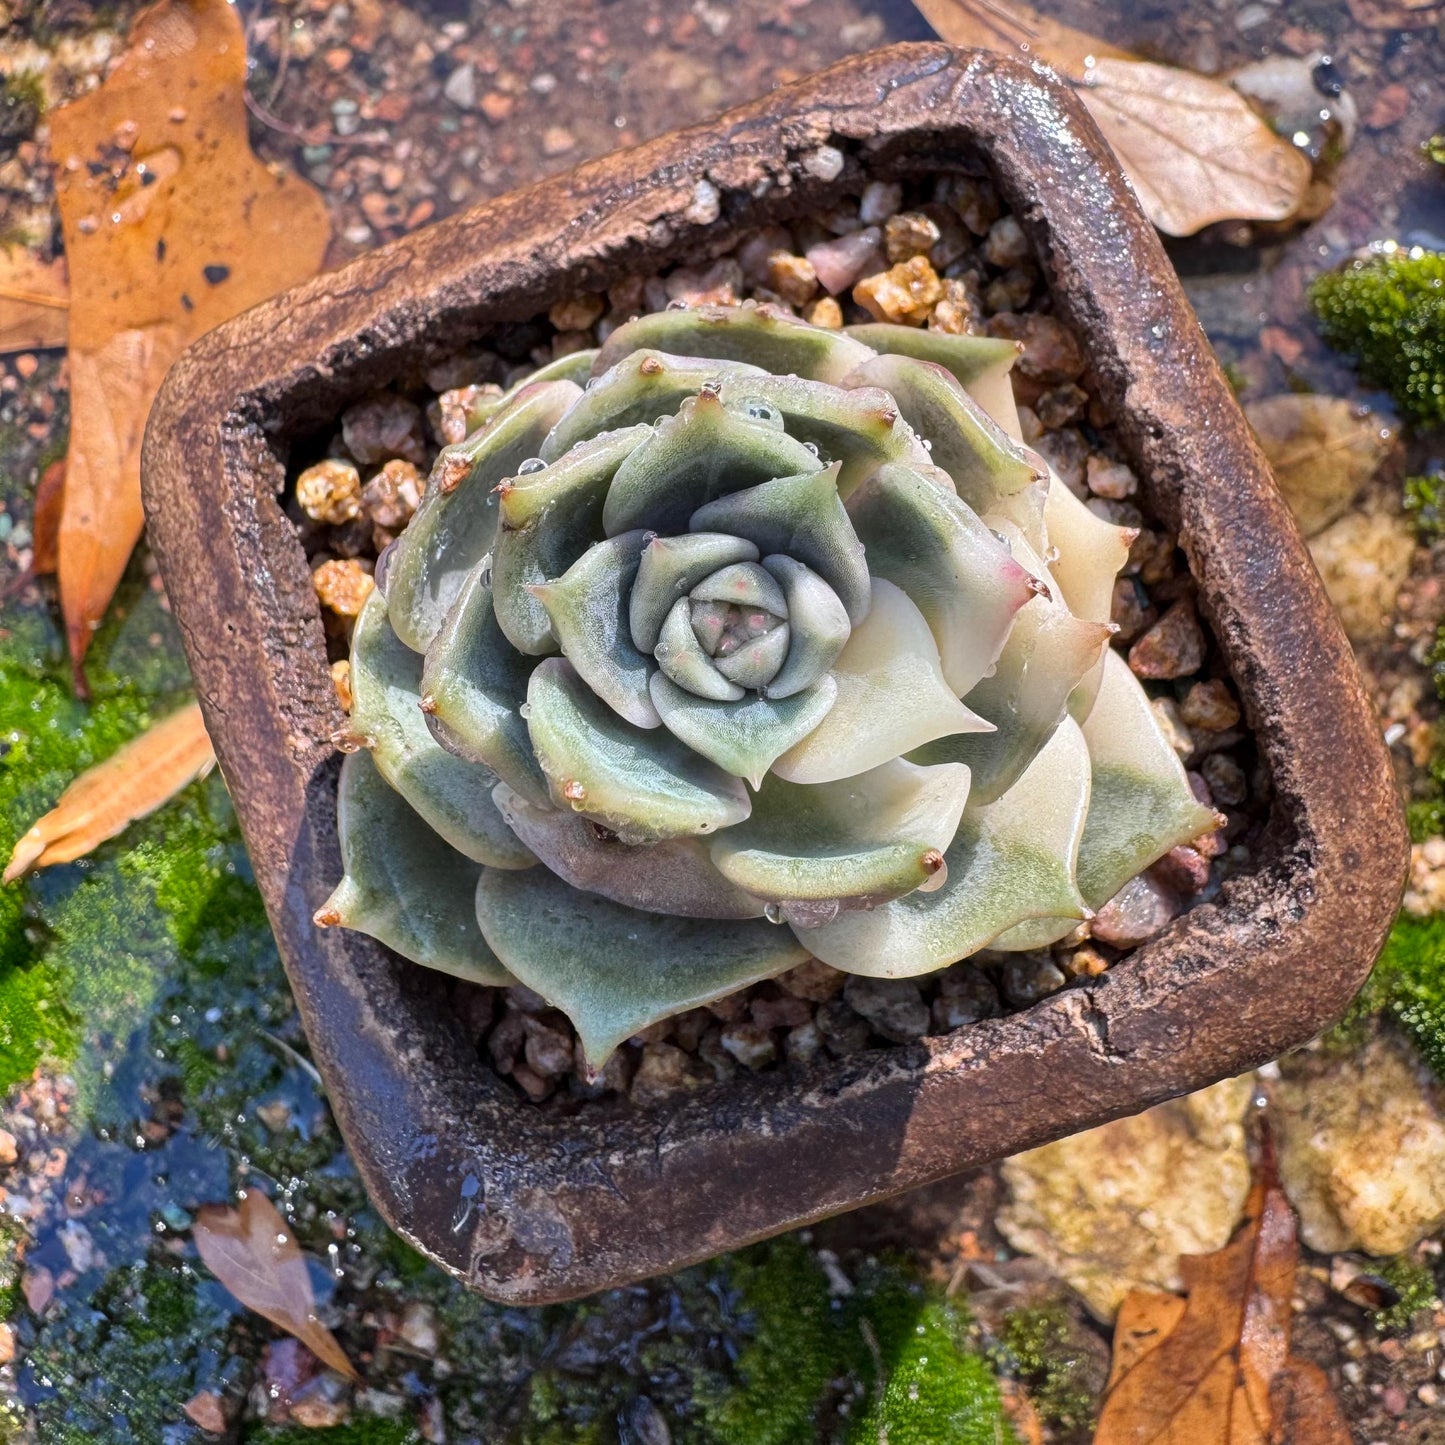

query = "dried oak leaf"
[3, 700, 215, 882]
[0, 249, 68, 353]
[193, 1189, 359, 1383]
[909, 0, 1313, 236]
[49, 0, 330, 676]
[1244, 394, 1394, 538]
[1095, 1132, 1350, 1445]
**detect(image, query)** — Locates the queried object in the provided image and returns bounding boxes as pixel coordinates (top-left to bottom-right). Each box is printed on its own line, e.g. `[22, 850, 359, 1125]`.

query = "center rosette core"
[630, 533, 852, 703]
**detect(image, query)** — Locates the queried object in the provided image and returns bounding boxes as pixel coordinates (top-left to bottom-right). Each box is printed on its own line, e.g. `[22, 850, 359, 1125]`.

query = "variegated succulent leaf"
[325, 300, 1221, 1059]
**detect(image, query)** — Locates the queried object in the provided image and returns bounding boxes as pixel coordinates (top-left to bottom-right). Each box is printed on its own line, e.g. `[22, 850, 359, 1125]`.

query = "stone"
[442, 64, 477, 110]
[541, 127, 576, 157]
[296, 458, 362, 525]
[1128, 600, 1206, 679]
[982, 215, 1031, 268]
[630, 1042, 706, 1105]
[1404, 837, 1445, 918]
[340, 394, 426, 466]
[522, 1015, 574, 1078]
[737, 226, 795, 285]
[931, 964, 1001, 1030]
[0, 1130, 16, 1167]
[182, 1390, 228, 1433]
[842, 976, 930, 1042]
[1179, 679, 1241, 731]
[1110, 576, 1156, 644]
[548, 295, 605, 332]
[1035, 383, 1088, 429]
[983, 267, 1035, 314]
[1150, 697, 1194, 760]
[884, 211, 942, 263]
[1308, 510, 1416, 643]
[765, 252, 818, 307]
[803, 295, 843, 329]
[1086, 455, 1138, 500]
[1201, 752, 1247, 806]
[1272, 1028, 1445, 1255]
[785, 1020, 824, 1065]
[936, 174, 1001, 235]
[998, 1074, 1256, 1319]
[360, 459, 422, 535]
[805, 227, 884, 296]
[1091, 874, 1182, 947]
[858, 180, 903, 224]
[816, 998, 871, 1055]
[749, 993, 812, 1030]
[853, 256, 944, 326]
[776, 958, 846, 1001]
[999, 955, 1068, 1008]
[398, 1300, 439, 1355]
[719, 1020, 778, 1070]
[1149, 845, 1212, 896]
[986, 312, 1085, 383]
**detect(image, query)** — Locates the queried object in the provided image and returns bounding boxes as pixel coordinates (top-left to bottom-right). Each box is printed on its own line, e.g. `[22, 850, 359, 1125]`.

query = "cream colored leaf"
[3, 701, 215, 883]
[193, 1190, 360, 1382]
[910, 0, 1135, 74]
[1077, 60, 1313, 237]
[0, 248, 68, 353]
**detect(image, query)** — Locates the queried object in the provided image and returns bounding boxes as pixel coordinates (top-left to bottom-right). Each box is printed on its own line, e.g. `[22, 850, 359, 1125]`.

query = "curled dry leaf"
[49, 0, 330, 677]
[193, 1189, 360, 1383]
[3, 700, 215, 883]
[909, 0, 1313, 236]
[1244, 393, 1394, 538]
[0, 249, 68, 353]
[1096, 1128, 1351, 1445]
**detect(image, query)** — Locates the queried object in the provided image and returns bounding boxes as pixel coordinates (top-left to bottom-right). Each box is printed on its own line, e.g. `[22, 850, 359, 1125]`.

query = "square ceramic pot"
[141, 43, 1408, 1304]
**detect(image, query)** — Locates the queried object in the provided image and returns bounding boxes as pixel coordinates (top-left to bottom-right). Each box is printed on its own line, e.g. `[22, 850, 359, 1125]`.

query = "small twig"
[257, 1028, 325, 1090]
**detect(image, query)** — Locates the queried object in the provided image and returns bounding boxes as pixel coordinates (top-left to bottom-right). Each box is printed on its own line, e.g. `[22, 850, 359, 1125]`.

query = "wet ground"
[1, 1, 1443, 1441]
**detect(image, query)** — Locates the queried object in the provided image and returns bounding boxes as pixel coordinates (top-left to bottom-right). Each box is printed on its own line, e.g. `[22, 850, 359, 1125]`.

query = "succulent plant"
[316, 303, 1217, 1065]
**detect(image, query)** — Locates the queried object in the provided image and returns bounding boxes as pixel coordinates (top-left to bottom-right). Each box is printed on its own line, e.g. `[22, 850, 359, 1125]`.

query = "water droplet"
[1150, 323, 1165, 339]
[517, 456, 548, 474]
[373, 538, 398, 595]
[763, 902, 784, 924]
[585, 375, 600, 390]
[803, 441, 819, 456]
[518, 702, 532, 719]
[478, 550, 494, 589]
[740, 396, 780, 425]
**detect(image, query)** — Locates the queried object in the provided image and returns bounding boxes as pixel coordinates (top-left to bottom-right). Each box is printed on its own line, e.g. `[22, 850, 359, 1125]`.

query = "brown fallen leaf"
[193, 1189, 360, 1383]
[1095, 1127, 1351, 1444]
[31, 459, 65, 577]
[909, 0, 1313, 236]
[0, 249, 69, 353]
[1245, 394, 1395, 538]
[3, 701, 215, 883]
[49, 0, 330, 679]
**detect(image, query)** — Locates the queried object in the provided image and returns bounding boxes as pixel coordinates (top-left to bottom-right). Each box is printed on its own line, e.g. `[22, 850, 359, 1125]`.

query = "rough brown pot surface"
[141, 43, 1408, 1303]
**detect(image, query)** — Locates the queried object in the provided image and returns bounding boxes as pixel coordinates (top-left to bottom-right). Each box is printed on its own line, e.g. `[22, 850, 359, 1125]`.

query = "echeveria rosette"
[317, 302, 1218, 1066]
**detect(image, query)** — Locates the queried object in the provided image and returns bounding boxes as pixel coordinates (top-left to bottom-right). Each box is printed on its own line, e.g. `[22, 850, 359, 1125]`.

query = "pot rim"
[141, 42, 1407, 1303]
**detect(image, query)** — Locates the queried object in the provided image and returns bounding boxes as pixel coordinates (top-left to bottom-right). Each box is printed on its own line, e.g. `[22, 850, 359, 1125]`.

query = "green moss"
[1350, 913, 1445, 1078]
[1405, 474, 1445, 540]
[699, 1238, 842, 1445]
[1371, 1254, 1440, 1334]
[1425, 135, 1445, 168]
[992, 1304, 1096, 1433]
[1309, 249, 1445, 428]
[0, 72, 43, 142]
[847, 1280, 1014, 1445]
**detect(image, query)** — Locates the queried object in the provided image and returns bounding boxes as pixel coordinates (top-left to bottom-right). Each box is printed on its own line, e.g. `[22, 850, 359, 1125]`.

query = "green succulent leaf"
[419, 563, 548, 808]
[847, 462, 1040, 696]
[1042, 474, 1135, 719]
[843, 354, 1039, 515]
[709, 759, 971, 919]
[913, 525, 1111, 805]
[491, 425, 649, 655]
[714, 622, 790, 690]
[715, 372, 931, 497]
[531, 529, 661, 728]
[526, 657, 751, 843]
[603, 388, 824, 536]
[689, 559, 789, 614]
[386, 379, 581, 653]
[540, 349, 767, 463]
[493, 783, 765, 919]
[321, 750, 515, 985]
[630, 532, 760, 652]
[758, 555, 851, 699]
[649, 672, 838, 789]
[793, 718, 1092, 977]
[654, 597, 745, 701]
[774, 579, 989, 785]
[596, 302, 877, 384]
[1074, 649, 1220, 908]
[347, 591, 536, 869]
[524, 347, 601, 387]
[689, 461, 872, 625]
[844, 324, 1023, 438]
[475, 864, 809, 1065]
